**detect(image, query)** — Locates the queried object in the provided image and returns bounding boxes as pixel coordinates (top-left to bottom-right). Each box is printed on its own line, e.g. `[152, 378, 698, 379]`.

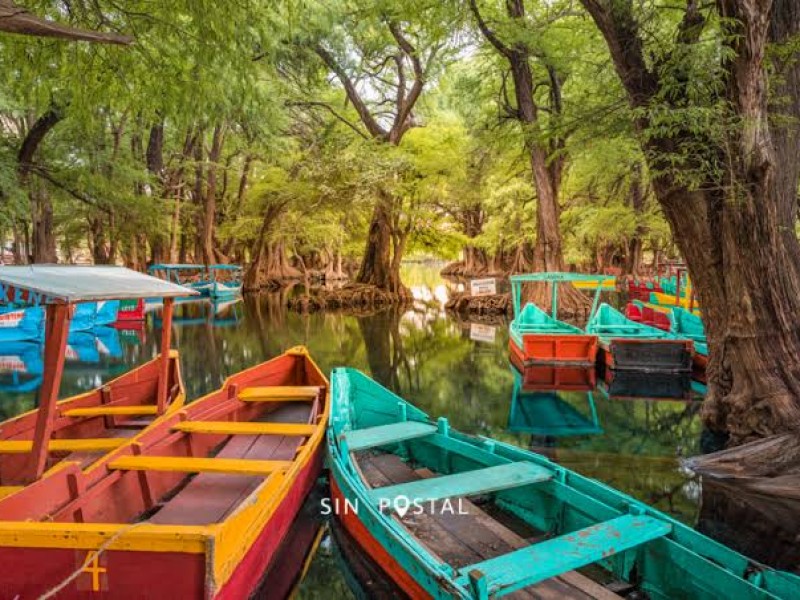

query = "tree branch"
[313, 44, 388, 140]
[285, 100, 370, 140]
[468, 0, 512, 58]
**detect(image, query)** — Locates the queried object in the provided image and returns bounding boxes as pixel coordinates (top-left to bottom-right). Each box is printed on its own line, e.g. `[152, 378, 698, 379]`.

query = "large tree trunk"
[625, 163, 645, 275]
[18, 106, 62, 264]
[471, 0, 588, 315]
[202, 123, 225, 265]
[30, 181, 56, 263]
[583, 0, 800, 442]
[354, 201, 404, 294]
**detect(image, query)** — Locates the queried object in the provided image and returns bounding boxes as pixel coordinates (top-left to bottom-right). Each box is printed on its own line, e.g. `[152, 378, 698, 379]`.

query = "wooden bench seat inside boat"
[368, 462, 552, 505]
[146, 403, 312, 525]
[0, 438, 127, 454]
[358, 453, 621, 600]
[238, 386, 321, 402]
[344, 421, 437, 451]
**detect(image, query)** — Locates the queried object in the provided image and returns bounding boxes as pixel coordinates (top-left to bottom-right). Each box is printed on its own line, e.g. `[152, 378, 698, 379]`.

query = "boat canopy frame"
[148, 263, 243, 284]
[510, 272, 615, 320]
[0, 266, 197, 482]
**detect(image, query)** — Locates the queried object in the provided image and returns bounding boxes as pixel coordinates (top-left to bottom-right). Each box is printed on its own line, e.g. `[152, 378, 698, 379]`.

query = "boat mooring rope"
[38, 521, 145, 599]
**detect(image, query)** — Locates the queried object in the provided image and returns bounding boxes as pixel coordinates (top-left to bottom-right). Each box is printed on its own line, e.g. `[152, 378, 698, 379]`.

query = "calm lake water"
[0, 263, 713, 597]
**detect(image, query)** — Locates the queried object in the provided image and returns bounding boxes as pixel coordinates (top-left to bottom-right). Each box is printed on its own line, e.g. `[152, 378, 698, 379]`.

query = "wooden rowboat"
[509, 273, 613, 366]
[586, 303, 693, 372]
[0, 265, 194, 497]
[0, 346, 329, 598]
[328, 368, 800, 599]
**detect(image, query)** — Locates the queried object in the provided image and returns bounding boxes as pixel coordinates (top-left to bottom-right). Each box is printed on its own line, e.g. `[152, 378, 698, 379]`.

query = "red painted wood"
[29, 303, 73, 481]
[214, 446, 323, 599]
[0, 547, 205, 599]
[330, 478, 431, 600]
[509, 332, 597, 366]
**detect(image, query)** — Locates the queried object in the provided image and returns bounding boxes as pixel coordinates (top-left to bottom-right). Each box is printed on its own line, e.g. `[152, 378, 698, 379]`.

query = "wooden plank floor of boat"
[358, 453, 619, 600]
[148, 403, 311, 525]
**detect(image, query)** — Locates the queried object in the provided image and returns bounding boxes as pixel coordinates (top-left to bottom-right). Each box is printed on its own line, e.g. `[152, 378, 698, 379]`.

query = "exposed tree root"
[288, 283, 411, 314]
[445, 292, 512, 317]
[685, 432, 800, 499]
[524, 282, 592, 319]
[440, 261, 504, 279]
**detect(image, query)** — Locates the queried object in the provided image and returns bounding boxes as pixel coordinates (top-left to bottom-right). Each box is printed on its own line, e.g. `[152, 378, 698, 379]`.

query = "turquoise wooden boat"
[509, 273, 611, 366]
[327, 368, 800, 599]
[670, 307, 708, 369]
[586, 303, 693, 372]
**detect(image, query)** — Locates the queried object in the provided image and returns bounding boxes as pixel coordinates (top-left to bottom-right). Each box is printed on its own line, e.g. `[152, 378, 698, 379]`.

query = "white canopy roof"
[0, 265, 198, 304]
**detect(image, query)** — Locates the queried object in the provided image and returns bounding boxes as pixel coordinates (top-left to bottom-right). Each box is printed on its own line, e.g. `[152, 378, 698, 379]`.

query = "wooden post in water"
[28, 302, 72, 481]
[157, 297, 175, 414]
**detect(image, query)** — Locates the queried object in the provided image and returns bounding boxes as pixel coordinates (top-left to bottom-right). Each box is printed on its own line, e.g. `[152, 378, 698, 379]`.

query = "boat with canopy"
[0, 345, 329, 598]
[509, 273, 614, 366]
[148, 263, 243, 299]
[0, 265, 195, 495]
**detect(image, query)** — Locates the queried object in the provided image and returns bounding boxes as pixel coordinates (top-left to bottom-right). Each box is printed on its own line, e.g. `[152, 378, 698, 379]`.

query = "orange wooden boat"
[0, 346, 329, 599]
[508, 273, 613, 366]
[0, 266, 194, 493]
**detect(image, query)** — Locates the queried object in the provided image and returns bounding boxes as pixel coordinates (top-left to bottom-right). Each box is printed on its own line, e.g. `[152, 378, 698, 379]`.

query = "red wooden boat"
[0, 266, 194, 494]
[0, 346, 329, 599]
[115, 298, 145, 321]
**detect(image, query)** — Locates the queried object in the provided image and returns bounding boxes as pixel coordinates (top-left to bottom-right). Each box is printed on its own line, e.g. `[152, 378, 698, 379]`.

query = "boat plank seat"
[359, 454, 617, 600]
[63, 405, 159, 417]
[456, 514, 672, 597]
[369, 462, 551, 506]
[108, 455, 292, 476]
[172, 421, 316, 436]
[344, 421, 436, 452]
[238, 386, 320, 402]
[0, 438, 127, 454]
[149, 404, 310, 525]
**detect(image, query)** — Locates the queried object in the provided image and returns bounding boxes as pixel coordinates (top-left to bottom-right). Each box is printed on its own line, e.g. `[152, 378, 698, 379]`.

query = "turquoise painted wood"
[369, 462, 552, 506]
[455, 515, 672, 598]
[670, 307, 707, 356]
[343, 421, 436, 451]
[327, 367, 800, 600]
[508, 367, 601, 436]
[586, 303, 681, 341]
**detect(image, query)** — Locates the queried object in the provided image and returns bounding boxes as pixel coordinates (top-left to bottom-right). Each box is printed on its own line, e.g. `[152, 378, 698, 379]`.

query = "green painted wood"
[455, 515, 671, 597]
[368, 461, 552, 506]
[344, 421, 437, 451]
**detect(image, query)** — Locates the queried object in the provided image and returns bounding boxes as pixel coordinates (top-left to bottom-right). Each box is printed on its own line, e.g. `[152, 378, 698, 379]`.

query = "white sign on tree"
[470, 278, 496, 297]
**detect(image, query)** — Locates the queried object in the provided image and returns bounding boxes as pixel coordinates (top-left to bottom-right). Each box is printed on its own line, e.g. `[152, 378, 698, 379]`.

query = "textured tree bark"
[582, 0, 800, 441]
[18, 106, 62, 263]
[30, 181, 56, 263]
[202, 123, 225, 265]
